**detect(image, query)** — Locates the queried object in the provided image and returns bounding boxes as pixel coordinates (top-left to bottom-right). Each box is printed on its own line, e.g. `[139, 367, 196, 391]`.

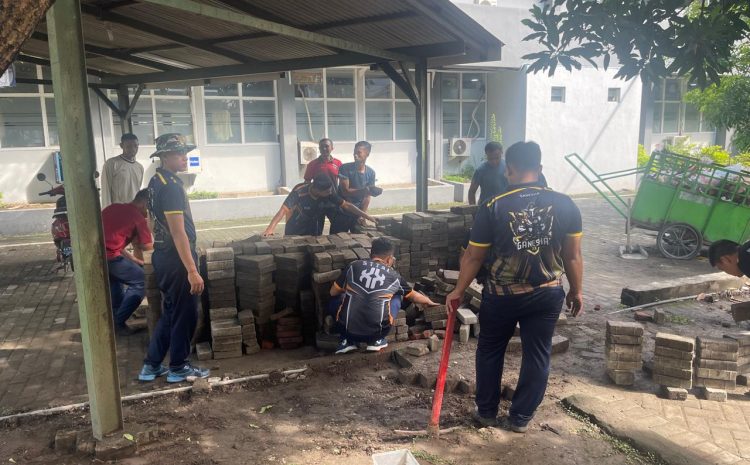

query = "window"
[203, 81, 277, 144]
[0, 61, 58, 148]
[652, 78, 713, 134]
[295, 68, 356, 142]
[551, 86, 565, 103]
[364, 70, 415, 141]
[113, 87, 195, 144]
[441, 72, 486, 139]
[608, 88, 621, 102]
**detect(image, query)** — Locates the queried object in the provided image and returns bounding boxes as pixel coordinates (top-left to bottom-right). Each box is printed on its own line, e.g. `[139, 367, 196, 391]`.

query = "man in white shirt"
[101, 133, 143, 207]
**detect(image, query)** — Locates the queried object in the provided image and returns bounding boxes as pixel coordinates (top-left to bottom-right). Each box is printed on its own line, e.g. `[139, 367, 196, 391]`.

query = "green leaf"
[259, 405, 273, 414]
[123, 433, 134, 442]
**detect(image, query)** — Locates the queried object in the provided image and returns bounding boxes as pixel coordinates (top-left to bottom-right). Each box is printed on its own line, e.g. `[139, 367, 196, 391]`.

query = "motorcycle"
[36, 172, 73, 272]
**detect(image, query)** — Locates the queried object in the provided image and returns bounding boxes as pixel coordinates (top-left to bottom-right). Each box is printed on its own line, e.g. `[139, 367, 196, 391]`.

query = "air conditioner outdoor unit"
[298, 141, 318, 165]
[449, 138, 471, 158]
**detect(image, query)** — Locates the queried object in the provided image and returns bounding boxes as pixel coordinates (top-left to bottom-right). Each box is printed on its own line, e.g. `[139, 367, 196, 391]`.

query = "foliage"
[461, 164, 476, 180]
[660, 137, 747, 167]
[521, 1, 750, 87]
[487, 113, 503, 144]
[637, 144, 650, 168]
[443, 174, 471, 183]
[187, 190, 219, 200]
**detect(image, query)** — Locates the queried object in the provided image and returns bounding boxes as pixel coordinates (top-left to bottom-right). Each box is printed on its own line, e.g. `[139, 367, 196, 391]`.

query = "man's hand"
[364, 214, 378, 224]
[188, 270, 204, 295]
[445, 290, 464, 315]
[262, 227, 275, 237]
[566, 291, 583, 317]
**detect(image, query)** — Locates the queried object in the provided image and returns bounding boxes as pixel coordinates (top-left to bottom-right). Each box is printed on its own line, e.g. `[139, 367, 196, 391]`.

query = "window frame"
[0, 63, 58, 149]
[607, 87, 621, 103]
[550, 86, 566, 103]
[294, 68, 358, 143]
[202, 81, 278, 146]
[364, 70, 416, 142]
[652, 78, 714, 135]
[440, 71, 487, 141]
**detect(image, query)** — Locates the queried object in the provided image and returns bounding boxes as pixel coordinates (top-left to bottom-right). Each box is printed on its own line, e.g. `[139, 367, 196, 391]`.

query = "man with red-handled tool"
[446, 141, 584, 433]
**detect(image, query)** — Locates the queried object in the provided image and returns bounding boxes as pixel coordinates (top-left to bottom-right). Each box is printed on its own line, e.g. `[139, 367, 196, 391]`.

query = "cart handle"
[565, 153, 644, 220]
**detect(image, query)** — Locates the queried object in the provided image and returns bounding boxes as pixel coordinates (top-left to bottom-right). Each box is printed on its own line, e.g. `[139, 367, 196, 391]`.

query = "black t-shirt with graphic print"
[283, 183, 344, 236]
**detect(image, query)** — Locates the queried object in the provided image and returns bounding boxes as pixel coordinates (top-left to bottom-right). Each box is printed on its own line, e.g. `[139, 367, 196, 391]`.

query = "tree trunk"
[0, 0, 55, 74]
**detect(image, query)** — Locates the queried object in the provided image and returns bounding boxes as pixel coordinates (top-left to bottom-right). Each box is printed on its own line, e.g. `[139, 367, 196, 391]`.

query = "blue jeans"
[475, 287, 565, 426]
[144, 249, 199, 370]
[107, 256, 145, 327]
[328, 294, 403, 344]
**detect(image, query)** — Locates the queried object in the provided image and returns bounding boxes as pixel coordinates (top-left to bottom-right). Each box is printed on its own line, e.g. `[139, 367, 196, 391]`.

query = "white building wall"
[524, 68, 642, 195]
[486, 68, 527, 147]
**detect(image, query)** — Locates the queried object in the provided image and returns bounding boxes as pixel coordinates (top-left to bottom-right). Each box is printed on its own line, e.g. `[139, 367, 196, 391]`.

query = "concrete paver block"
[697, 336, 739, 353]
[608, 334, 644, 345]
[656, 333, 695, 352]
[655, 346, 695, 361]
[606, 320, 644, 336]
[653, 355, 694, 370]
[621, 272, 744, 306]
[459, 324, 470, 343]
[699, 387, 727, 402]
[659, 386, 688, 401]
[652, 365, 693, 380]
[428, 335, 442, 352]
[606, 360, 641, 371]
[196, 342, 212, 361]
[456, 307, 478, 325]
[607, 369, 635, 385]
[406, 344, 430, 357]
[653, 373, 693, 389]
[205, 247, 234, 261]
[54, 430, 78, 452]
[551, 335, 570, 354]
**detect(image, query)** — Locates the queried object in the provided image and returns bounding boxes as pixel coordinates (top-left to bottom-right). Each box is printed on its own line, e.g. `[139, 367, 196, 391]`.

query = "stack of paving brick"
[275, 313, 304, 349]
[238, 309, 260, 355]
[235, 255, 276, 324]
[142, 250, 162, 337]
[204, 247, 237, 309]
[724, 334, 750, 375]
[401, 213, 434, 280]
[456, 306, 478, 343]
[429, 213, 466, 271]
[653, 332, 695, 390]
[210, 307, 242, 359]
[694, 336, 738, 391]
[274, 252, 310, 310]
[423, 305, 449, 332]
[300, 289, 316, 345]
[390, 309, 409, 343]
[605, 321, 644, 386]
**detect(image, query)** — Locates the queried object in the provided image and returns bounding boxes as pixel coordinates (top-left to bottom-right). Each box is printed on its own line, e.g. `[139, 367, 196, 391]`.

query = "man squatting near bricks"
[709, 239, 750, 278]
[446, 141, 584, 433]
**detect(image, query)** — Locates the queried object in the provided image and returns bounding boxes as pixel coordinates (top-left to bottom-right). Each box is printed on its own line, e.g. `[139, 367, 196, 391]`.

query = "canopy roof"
[18, 0, 502, 86]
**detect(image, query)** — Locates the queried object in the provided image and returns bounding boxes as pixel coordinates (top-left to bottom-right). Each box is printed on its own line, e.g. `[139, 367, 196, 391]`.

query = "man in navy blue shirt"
[447, 141, 584, 432]
[139, 133, 209, 384]
[331, 141, 382, 234]
[468, 142, 507, 206]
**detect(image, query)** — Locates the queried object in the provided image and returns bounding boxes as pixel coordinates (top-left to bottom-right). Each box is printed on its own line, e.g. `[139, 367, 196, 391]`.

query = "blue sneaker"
[167, 363, 210, 383]
[366, 338, 388, 352]
[335, 339, 357, 354]
[138, 363, 168, 382]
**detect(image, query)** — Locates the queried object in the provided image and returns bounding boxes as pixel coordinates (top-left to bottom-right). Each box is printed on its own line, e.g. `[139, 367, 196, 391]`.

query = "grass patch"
[443, 175, 471, 183]
[563, 403, 666, 465]
[411, 449, 456, 465]
[666, 314, 691, 325]
[188, 190, 219, 200]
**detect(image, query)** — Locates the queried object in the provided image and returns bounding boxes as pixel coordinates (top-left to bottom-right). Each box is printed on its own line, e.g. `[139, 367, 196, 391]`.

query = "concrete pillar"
[415, 60, 429, 211]
[47, 0, 123, 439]
[116, 85, 132, 135]
[277, 74, 300, 188]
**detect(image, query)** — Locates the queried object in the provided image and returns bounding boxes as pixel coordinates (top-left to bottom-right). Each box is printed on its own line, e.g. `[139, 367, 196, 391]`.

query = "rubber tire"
[657, 223, 703, 260]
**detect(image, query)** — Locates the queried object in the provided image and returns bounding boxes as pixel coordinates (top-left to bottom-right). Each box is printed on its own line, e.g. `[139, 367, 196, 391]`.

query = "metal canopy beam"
[17, 53, 108, 78]
[139, 0, 415, 63]
[32, 32, 177, 71]
[102, 52, 374, 85]
[79, 3, 255, 64]
[379, 62, 419, 107]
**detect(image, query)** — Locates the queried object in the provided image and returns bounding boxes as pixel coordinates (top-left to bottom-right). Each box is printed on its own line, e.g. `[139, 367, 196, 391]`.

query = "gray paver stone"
[205, 247, 234, 261]
[653, 355, 694, 370]
[605, 320, 644, 336]
[456, 307, 478, 325]
[655, 333, 695, 352]
[406, 344, 430, 357]
[658, 386, 688, 400]
[652, 365, 693, 380]
[699, 387, 727, 402]
[607, 334, 644, 345]
[654, 346, 695, 361]
[653, 373, 693, 389]
[607, 369, 635, 385]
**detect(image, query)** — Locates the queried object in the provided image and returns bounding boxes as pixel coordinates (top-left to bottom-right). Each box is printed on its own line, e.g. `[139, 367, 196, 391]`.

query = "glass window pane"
[395, 101, 416, 140]
[0, 97, 44, 147]
[462, 101, 485, 138]
[653, 79, 665, 101]
[608, 88, 621, 102]
[327, 101, 356, 141]
[0, 62, 39, 94]
[129, 98, 155, 144]
[155, 98, 193, 143]
[295, 100, 324, 142]
[326, 69, 354, 99]
[441, 74, 460, 100]
[683, 103, 701, 133]
[652, 104, 663, 134]
[442, 101, 459, 139]
[395, 71, 415, 100]
[45, 98, 58, 146]
[293, 71, 323, 98]
[364, 71, 391, 99]
[662, 102, 680, 133]
[462, 73, 485, 100]
[204, 83, 239, 97]
[243, 100, 276, 142]
[551, 86, 565, 102]
[242, 80, 274, 98]
[366, 101, 393, 141]
[664, 78, 682, 101]
[205, 99, 241, 143]
[701, 115, 715, 133]
[153, 87, 189, 96]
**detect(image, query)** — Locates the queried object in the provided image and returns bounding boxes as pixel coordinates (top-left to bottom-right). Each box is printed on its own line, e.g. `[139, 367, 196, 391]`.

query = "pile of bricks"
[204, 247, 236, 309]
[400, 213, 434, 279]
[142, 250, 161, 337]
[725, 334, 750, 376]
[694, 336, 738, 396]
[274, 253, 310, 310]
[389, 309, 409, 343]
[209, 307, 242, 359]
[423, 304, 449, 332]
[605, 321, 644, 386]
[429, 213, 467, 271]
[456, 306, 478, 344]
[235, 255, 275, 324]
[653, 332, 695, 395]
[238, 309, 260, 355]
[273, 310, 304, 349]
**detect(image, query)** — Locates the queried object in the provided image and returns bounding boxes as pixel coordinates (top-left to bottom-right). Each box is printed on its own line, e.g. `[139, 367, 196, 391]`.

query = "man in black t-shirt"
[709, 240, 750, 277]
[330, 237, 438, 353]
[446, 141, 584, 432]
[263, 174, 377, 237]
[331, 141, 382, 234]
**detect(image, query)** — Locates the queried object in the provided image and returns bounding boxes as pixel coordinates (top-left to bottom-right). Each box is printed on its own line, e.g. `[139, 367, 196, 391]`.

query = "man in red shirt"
[303, 138, 342, 186]
[102, 189, 154, 336]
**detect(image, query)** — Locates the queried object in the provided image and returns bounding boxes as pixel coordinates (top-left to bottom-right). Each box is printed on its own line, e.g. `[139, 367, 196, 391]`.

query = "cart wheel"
[657, 224, 703, 260]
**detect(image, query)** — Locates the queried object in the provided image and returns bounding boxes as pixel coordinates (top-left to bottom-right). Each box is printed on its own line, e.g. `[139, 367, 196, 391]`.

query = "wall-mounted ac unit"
[449, 138, 471, 158]
[298, 141, 318, 165]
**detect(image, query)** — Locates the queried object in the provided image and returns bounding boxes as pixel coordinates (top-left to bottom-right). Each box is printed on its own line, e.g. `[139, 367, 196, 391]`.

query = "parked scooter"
[36, 172, 73, 272]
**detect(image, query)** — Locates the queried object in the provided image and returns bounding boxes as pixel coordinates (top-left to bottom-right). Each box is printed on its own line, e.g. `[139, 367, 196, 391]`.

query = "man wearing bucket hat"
[138, 133, 210, 383]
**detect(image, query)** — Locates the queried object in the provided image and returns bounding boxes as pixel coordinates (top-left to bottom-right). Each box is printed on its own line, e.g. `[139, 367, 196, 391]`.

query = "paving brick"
[698, 349, 738, 362]
[196, 342, 212, 361]
[205, 247, 234, 261]
[209, 307, 238, 321]
[406, 344, 430, 357]
[605, 342, 642, 354]
[654, 345, 695, 361]
[606, 320, 645, 336]
[607, 369, 635, 385]
[653, 308, 666, 324]
[694, 377, 737, 390]
[653, 355, 694, 370]
[696, 359, 738, 371]
[428, 335, 442, 352]
[653, 373, 693, 389]
[655, 332, 695, 352]
[456, 307, 478, 325]
[417, 372, 437, 389]
[205, 259, 234, 271]
[652, 365, 693, 380]
[551, 335, 570, 354]
[697, 336, 739, 353]
[607, 334, 644, 345]
[459, 324, 470, 343]
[605, 350, 642, 362]
[695, 368, 737, 381]
[397, 371, 418, 385]
[658, 386, 688, 400]
[606, 360, 641, 371]
[699, 387, 728, 402]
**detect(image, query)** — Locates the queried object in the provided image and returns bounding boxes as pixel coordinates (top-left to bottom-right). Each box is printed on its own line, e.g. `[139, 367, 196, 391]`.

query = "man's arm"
[339, 178, 368, 197]
[407, 290, 439, 307]
[341, 201, 376, 223]
[562, 234, 584, 317]
[165, 213, 204, 295]
[121, 248, 143, 266]
[263, 205, 290, 237]
[468, 179, 479, 206]
[303, 162, 315, 183]
[100, 161, 112, 208]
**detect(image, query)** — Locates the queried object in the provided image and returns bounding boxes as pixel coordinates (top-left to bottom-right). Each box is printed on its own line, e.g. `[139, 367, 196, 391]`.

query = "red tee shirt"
[303, 156, 342, 185]
[102, 203, 153, 260]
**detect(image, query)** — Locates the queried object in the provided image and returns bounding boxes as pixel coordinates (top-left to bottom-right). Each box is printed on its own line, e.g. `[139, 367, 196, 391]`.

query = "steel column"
[415, 59, 429, 212]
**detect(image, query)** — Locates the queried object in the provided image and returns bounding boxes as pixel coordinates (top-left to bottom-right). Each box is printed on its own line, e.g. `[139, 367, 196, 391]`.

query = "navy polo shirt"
[472, 160, 508, 205]
[338, 162, 376, 208]
[469, 182, 582, 295]
[283, 183, 344, 236]
[148, 167, 196, 251]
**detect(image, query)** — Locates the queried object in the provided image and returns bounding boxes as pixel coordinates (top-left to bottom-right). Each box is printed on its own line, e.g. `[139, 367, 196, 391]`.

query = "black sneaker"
[472, 410, 498, 427]
[499, 416, 529, 433]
